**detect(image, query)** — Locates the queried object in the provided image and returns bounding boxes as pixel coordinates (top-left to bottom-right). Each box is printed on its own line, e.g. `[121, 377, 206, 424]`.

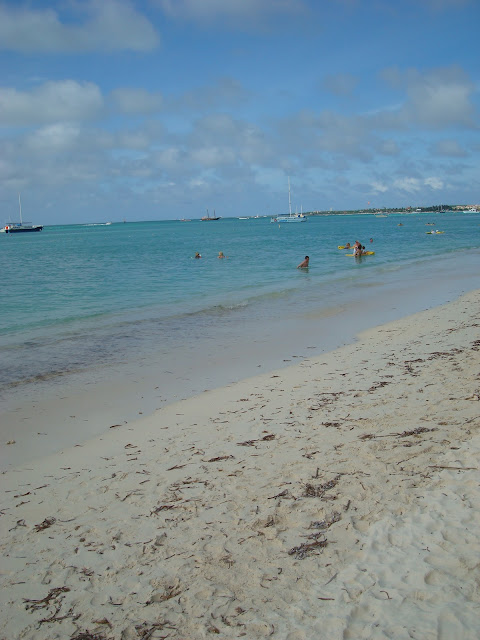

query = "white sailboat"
[271, 178, 307, 223]
[2, 194, 43, 233]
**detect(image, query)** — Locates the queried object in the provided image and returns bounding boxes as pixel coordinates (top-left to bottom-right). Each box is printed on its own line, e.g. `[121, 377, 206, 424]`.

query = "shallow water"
[1, 212, 479, 408]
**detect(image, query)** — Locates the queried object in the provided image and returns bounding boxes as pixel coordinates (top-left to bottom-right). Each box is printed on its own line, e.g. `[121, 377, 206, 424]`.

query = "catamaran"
[2, 195, 43, 233]
[271, 178, 307, 223]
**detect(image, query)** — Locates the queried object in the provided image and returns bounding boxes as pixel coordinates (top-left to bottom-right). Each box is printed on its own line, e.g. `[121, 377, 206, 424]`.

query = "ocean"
[1, 212, 479, 448]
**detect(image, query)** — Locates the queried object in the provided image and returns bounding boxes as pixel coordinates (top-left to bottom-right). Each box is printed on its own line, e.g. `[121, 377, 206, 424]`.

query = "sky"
[0, 0, 479, 224]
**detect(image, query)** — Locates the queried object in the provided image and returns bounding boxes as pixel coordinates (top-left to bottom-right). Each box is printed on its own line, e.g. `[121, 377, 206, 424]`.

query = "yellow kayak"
[346, 251, 375, 256]
[426, 231, 444, 234]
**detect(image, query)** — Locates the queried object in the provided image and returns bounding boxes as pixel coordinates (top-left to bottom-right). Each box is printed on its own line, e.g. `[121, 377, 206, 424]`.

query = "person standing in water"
[297, 256, 309, 268]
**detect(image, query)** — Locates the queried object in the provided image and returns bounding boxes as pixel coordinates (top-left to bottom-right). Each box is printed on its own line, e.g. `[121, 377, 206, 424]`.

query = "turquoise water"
[1, 212, 479, 403]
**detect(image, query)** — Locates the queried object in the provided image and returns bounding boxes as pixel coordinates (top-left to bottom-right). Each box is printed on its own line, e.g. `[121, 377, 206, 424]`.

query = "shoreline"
[1, 252, 479, 472]
[1, 289, 479, 639]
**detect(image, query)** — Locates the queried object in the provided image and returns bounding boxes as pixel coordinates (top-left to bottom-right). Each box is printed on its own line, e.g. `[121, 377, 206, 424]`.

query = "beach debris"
[204, 455, 235, 463]
[9, 519, 27, 532]
[150, 504, 178, 515]
[303, 475, 341, 498]
[146, 584, 181, 604]
[359, 427, 435, 440]
[207, 625, 221, 634]
[428, 465, 478, 471]
[135, 620, 174, 638]
[34, 517, 56, 532]
[368, 380, 391, 392]
[92, 618, 111, 626]
[267, 489, 290, 500]
[309, 511, 341, 530]
[396, 427, 435, 438]
[237, 434, 275, 446]
[70, 633, 109, 640]
[24, 586, 70, 611]
[24, 586, 78, 624]
[288, 536, 328, 559]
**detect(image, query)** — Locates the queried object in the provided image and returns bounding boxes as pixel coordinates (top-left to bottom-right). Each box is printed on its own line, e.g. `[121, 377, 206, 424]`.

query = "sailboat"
[201, 209, 221, 221]
[271, 178, 307, 223]
[2, 195, 43, 233]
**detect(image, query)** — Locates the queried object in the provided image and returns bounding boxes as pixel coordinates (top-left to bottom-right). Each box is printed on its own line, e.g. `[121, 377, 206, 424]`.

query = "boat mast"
[18, 194, 23, 224]
[288, 177, 292, 216]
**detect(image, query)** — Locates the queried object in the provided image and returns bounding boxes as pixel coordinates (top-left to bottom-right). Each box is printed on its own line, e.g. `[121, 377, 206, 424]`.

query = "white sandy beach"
[1, 289, 480, 639]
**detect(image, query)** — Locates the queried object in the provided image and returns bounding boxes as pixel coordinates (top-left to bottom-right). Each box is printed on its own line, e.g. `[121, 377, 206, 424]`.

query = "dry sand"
[1, 290, 479, 640]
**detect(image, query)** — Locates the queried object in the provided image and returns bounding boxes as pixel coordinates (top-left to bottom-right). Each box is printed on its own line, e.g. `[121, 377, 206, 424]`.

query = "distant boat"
[271, 178, 307, 223]
[1, 195, 43, 233]
[201, 209, 221, 221]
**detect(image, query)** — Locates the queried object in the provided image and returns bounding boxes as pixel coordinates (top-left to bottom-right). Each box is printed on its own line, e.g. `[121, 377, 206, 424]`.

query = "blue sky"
[0, 0, 478, 224]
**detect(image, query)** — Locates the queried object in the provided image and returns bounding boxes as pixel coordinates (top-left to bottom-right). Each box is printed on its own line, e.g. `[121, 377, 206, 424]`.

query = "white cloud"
[0, 0, 159, 53]
[393, 177, 421, 193]
[383, 66, 476, 128]
[111, 89, 163, 115]
[0, 81, 104, 126]
[25, 123, 81, 152]
[190, 146, 236, 168]
[371, 181, 389, 193]
[424, 176, 444, 190]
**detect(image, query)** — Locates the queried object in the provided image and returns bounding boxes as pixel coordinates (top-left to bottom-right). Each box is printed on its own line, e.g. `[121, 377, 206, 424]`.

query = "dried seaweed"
[150, 504, 177, 515]
[360, 426, 435, 441]
[34, 517, 56, 532]
[24, 586, 70, 611]
[146, 584, 181, 604]
[204, 455, 235, 463]
[368, 381, 391, 391]
[309, 511, 341, 530]
[303, 475, 341, 498]
[397, 427, 435, 438]
[288, 537, 328, 559]
[135, 621, 173, 639]
[237, 434, 275, 446]
[71, 633, 109, 640]
[267, 489, 290, 500]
